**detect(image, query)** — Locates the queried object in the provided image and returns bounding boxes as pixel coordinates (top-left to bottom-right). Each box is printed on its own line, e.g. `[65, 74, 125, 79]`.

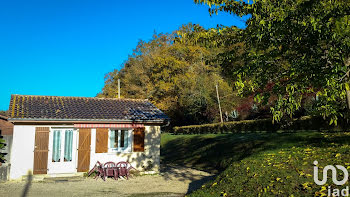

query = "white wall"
[9, 124, 162, 180]
[9, 125, 36, 180]
[90, 126, 161, 172]
[9, 125, 76, 180]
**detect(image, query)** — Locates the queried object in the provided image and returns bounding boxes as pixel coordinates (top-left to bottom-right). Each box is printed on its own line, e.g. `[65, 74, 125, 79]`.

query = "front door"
[48, 128, 77, 174]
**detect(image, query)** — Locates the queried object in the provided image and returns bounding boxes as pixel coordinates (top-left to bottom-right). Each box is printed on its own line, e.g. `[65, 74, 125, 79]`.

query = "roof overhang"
[74, 123, 145, 128]
[8, 118, 169, 124]
[0, 115, 8, 121]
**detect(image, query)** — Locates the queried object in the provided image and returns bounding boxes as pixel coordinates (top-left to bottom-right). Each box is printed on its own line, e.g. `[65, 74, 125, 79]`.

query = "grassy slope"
[161, 132, 350, 197]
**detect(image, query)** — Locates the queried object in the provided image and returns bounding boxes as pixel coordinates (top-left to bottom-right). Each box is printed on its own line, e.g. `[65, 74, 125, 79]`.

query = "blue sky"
[0, 0, 246, 111]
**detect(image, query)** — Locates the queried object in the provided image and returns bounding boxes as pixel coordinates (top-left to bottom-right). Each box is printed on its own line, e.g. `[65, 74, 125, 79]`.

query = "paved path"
[0, 165, 214, 197]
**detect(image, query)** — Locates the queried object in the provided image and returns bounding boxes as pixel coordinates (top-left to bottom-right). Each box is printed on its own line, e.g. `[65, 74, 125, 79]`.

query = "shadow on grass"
[160, 131, 350, 195]
[161, 131, 350, 174]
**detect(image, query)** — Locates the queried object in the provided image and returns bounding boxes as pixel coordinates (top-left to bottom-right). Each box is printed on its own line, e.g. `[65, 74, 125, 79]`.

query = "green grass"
[160, 131, 350, 196]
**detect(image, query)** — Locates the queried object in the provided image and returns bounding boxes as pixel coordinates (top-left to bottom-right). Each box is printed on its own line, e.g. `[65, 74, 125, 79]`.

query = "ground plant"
[161, 131, 350, 196]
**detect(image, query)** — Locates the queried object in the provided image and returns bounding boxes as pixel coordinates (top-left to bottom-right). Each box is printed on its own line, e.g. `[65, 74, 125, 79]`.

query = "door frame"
[47, 128, 78, 174]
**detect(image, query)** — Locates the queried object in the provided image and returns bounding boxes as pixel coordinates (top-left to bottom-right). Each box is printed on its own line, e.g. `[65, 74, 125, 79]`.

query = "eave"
[8, 118, 169, 125]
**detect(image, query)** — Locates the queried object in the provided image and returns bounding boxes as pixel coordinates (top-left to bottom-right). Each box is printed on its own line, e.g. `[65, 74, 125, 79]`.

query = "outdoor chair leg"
[98, 171, 104, 181]
[95, 169, 101, 180]
[114, 169, 118, 180]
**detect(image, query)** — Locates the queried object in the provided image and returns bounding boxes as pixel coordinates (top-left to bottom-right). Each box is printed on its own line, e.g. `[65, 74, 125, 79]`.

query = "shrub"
[173, 116, 346, 134]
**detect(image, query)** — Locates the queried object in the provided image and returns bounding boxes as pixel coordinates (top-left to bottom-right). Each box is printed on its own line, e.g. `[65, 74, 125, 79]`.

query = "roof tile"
[8, 95, 169, 122]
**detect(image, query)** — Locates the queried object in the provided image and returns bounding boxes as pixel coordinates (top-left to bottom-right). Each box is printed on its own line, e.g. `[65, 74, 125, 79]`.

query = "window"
[52, 129, 74, 162]
[52, 130, 61, 162]
[108, 129, 131, 152]
[64, 130, 73, 161]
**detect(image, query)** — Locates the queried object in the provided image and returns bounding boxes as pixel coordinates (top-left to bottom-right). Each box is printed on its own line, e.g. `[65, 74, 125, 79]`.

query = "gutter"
[8, 118, 169, 125]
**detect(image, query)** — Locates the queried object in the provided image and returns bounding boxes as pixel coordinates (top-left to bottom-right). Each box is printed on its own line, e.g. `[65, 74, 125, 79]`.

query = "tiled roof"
[0, 115, 8, 120]
[8, 94, 169, 122]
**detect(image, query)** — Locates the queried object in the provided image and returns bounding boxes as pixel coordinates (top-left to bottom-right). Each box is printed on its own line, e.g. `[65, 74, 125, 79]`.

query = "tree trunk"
[345, 57, 350, 110]
[346, 88, 350, 110]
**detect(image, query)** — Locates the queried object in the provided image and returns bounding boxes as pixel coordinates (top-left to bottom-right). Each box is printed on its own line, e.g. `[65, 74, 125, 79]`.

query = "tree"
[0, 139, 4, 163]
[99, 24, 239, 126]
[0, 110, 8, 117]
[0, 110, 6, 162]
[195, 0, 350, 124]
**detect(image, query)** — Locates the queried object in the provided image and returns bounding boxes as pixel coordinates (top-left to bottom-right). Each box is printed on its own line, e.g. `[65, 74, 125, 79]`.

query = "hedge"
[173, 116, 348, 134]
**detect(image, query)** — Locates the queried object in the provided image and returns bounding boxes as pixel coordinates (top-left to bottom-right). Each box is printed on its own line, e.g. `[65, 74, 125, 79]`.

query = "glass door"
[48, 128, 77, 174]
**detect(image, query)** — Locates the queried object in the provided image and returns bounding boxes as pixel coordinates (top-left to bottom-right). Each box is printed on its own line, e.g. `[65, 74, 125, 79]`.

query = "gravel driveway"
[0, 165, 214, 197]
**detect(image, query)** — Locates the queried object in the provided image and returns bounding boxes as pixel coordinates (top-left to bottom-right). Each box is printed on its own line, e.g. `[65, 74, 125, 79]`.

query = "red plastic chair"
[116, 161, 136, 180]
[88, 161, 105, 180]
[104, 162, 117, 180]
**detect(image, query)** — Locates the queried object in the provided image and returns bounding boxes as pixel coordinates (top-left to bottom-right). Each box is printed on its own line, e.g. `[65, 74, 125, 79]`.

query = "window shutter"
[33, 127, 50, 174]
[133, 127, 145, 152]
[95, 128, 108, 153]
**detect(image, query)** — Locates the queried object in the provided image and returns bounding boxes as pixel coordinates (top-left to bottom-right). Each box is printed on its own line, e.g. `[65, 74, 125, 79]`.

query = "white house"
[8, 94, 169, 180]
